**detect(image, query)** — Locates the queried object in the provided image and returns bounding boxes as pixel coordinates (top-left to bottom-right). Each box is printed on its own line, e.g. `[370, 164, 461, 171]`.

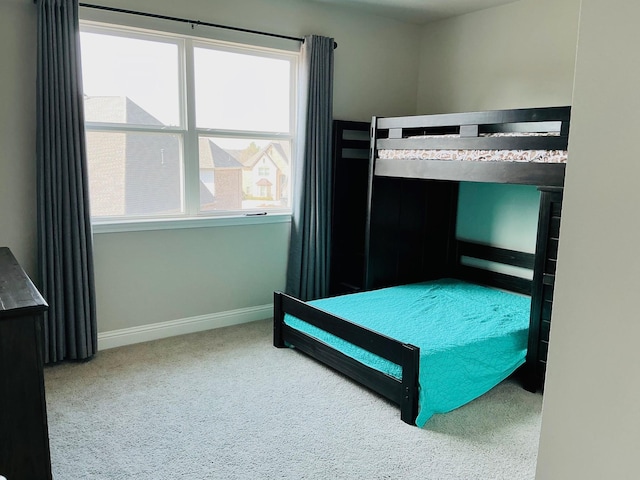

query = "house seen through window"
[80, 23, 297, 221]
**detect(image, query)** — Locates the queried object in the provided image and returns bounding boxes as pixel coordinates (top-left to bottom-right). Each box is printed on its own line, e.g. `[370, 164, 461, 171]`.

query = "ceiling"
[308, 0, 521, 24]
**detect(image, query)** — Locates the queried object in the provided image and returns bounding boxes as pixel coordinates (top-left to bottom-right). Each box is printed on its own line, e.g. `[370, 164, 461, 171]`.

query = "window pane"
[194, 48, 291, 132]
[81, 31, 181, 126]
[199, 137, 290, 212]
[80, 21, 296, 222]
[86, 132, 183, 217]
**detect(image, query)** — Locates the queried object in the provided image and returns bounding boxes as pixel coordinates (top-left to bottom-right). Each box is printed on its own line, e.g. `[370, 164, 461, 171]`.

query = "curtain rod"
[76, 3, 337, 48]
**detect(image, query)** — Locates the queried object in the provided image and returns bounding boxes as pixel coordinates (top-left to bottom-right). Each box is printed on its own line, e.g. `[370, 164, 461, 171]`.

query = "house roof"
[84, 96, 164, 125]
[199, 138, 244, 169]
[256, 178, 273, 186]
[244, 141, 290, 172]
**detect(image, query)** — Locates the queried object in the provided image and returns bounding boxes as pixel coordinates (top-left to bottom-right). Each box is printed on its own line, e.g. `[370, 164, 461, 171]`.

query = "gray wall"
[417, 0, 579, 114]
[416, 0, 580, 254]
[0, 0, 38, 275]
[537, 1, 640, 477]
[0, 0, 421, 333]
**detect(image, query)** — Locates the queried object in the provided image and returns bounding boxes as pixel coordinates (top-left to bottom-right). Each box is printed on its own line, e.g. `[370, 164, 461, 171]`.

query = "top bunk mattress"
[283, 278, 531, 426]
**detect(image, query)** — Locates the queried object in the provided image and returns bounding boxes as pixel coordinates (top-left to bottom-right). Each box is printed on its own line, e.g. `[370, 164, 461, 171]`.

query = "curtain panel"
[286, 35, 335, 301]
[36, 0, 97, 363]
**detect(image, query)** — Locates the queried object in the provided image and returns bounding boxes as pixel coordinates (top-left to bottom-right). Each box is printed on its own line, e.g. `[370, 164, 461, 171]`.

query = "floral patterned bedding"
[378, 133, 568, 163]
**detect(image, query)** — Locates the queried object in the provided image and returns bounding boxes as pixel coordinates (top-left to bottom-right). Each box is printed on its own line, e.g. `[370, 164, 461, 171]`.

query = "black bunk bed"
[274, 106, 570, 426]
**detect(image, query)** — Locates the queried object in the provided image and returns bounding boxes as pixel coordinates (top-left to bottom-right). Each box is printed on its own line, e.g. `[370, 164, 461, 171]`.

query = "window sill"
[91, 213, 292, 234]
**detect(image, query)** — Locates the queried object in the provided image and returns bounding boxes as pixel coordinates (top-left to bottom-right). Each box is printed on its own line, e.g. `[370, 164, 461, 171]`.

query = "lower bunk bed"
[274, 240, 535, 427]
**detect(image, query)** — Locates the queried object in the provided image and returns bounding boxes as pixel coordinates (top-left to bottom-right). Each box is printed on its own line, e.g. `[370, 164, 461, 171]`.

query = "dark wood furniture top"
[0, 247, 52, 480]
[0, 248, 48, 317]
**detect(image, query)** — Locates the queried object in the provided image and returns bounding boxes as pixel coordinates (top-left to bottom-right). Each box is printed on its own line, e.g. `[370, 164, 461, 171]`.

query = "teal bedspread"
[284, 279, 530, 426]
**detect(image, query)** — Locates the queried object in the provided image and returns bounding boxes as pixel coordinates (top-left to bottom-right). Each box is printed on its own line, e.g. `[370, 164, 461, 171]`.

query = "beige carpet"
[44, 319, 542, 479]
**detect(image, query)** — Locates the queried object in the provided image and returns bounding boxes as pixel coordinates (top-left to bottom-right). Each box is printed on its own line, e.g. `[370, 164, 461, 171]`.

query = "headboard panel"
[454, 240, 534, 295]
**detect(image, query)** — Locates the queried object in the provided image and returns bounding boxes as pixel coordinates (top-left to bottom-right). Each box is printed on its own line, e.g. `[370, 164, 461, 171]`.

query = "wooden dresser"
[0, 247, 52, 480]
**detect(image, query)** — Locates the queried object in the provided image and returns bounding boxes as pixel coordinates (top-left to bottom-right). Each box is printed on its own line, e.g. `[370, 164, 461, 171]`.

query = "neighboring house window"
[80, 22, 297, 222]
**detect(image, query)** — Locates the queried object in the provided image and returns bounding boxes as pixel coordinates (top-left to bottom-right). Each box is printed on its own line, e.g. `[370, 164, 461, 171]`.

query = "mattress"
[284, 279, 530, 426]
[379, 132, 568, 163]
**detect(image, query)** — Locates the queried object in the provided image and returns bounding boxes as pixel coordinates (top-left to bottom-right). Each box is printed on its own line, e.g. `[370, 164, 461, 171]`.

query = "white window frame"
[79, 15, 298, 233]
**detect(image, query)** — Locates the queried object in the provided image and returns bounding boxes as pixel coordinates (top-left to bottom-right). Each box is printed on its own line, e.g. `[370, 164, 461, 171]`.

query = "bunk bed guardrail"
[371, 106, 571, 187]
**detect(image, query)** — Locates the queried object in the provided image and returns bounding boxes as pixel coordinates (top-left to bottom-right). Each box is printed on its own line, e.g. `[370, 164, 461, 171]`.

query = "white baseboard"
[97, 304, 273, 351]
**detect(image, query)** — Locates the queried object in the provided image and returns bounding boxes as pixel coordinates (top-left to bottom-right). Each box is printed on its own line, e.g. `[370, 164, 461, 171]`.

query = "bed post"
[400, 344, 420, 425]
[273, 291, 286, 348]
[363, 116, 378, 291]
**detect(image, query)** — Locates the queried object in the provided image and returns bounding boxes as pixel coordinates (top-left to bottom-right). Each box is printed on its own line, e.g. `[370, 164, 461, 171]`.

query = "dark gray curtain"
[36, 0, 97, 363]
[286, 35, 334, 301]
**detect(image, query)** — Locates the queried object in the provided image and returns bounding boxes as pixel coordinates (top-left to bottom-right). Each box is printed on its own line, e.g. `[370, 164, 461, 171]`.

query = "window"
[80, 22, 297, 224]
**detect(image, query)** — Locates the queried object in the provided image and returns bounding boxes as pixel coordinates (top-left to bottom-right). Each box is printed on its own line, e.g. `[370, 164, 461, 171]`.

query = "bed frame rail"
[373, 158, 566, 187]
[377, 135, 567, 152]
[274, 291, 420, 424]
[454, 240, 535, 295]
